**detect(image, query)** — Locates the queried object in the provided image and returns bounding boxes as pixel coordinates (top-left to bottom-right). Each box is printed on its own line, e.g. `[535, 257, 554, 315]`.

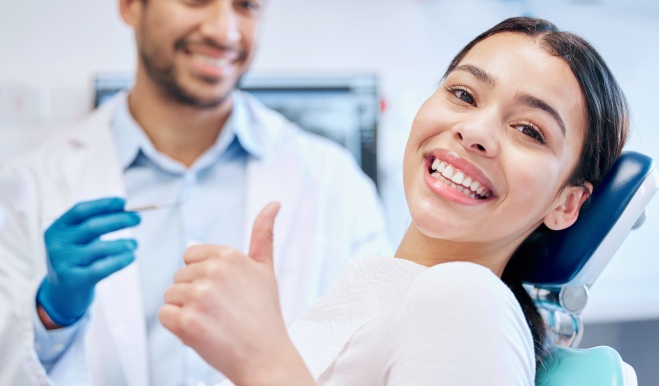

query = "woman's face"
[403, 32, 589, 249]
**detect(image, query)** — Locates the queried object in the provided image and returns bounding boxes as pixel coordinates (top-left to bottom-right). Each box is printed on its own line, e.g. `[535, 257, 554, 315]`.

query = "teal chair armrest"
[536, 346, 637, 386]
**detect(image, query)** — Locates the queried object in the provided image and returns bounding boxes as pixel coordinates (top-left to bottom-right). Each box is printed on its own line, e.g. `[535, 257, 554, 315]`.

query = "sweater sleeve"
[382, 262, 535, 386]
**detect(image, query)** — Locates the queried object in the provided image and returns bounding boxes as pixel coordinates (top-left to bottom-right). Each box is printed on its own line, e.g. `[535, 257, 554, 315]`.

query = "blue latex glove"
[37, 197, 141, 327]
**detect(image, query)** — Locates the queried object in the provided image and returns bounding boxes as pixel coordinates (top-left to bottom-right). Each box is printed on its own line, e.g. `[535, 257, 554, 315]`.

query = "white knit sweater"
[222, 256, 535, 385]
[289, 256, 535, 385]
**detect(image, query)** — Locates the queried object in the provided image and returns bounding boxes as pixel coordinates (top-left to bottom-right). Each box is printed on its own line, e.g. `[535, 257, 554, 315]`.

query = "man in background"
[0, 0, 391, 384]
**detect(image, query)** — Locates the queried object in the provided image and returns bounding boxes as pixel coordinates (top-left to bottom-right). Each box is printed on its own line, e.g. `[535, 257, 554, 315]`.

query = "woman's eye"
[514, 124, 546, 144]
[238, 0, 261, 10]
[450, 88, 476, 106]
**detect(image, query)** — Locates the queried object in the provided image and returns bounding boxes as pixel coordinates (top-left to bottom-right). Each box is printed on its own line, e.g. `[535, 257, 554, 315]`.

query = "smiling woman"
[159, 16, 629, 385]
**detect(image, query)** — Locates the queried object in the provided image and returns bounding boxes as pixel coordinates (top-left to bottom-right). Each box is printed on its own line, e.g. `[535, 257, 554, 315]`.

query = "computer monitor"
[93, 74, 134, 109]
[239, 74, 380, 186]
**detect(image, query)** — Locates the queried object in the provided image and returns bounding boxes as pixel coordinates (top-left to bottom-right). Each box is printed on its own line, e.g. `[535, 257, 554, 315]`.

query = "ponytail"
[501, 275, 547, 370]
[502, 225, 551, 373]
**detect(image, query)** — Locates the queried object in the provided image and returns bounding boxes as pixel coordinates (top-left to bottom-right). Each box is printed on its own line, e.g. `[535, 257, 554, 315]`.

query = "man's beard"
[138, 38, 235, 109]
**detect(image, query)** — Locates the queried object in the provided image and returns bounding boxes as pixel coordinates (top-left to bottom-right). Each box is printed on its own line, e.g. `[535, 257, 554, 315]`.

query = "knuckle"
[48, 247, 71, 262]
[177, 310, 202, 340]
[70, 202, 86, 213]
[192, 281, 213, 300]
[210, 245, 231, 257]
[205, 260, 223, 277]
[163, 286, 176, 303]
[208, 256, 237, 277]
[77, 222, 93, 235]
[172, 269, 185, 283]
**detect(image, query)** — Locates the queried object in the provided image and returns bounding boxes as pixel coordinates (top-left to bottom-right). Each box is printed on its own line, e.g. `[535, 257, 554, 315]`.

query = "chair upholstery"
[521, 151, 658, 287]
[536, 346, 637, 386]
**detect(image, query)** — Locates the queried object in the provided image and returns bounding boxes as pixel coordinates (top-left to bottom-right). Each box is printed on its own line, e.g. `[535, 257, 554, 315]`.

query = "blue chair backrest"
[521, 151, 657, 287]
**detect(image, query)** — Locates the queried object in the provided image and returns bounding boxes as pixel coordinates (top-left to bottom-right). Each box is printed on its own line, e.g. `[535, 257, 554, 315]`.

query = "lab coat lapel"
[243, 145, 304, 259]
[58, 98, 125, 206]
[62, 105, 150, 386]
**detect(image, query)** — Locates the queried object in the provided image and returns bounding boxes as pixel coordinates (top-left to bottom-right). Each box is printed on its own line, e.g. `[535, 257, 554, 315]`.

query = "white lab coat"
[0, 93, 392, 386]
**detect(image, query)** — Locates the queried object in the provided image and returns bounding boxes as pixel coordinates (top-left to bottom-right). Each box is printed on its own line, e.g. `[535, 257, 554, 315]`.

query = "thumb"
[248, 201, 281, 266]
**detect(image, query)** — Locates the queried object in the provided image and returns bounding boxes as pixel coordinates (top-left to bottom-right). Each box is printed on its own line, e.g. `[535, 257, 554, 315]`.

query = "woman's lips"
[428, 158, 493, 199]
[423, 150, 496, 203]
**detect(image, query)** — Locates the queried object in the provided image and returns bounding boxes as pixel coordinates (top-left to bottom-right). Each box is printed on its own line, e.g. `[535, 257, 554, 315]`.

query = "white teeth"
[443, 165, 455, 179]
[451, 171, 464, 185]
[192, 54, 231, 67]
[429, 158, 492, 199]
[432, 158, 440, 172]
[430, 160, 450, 174]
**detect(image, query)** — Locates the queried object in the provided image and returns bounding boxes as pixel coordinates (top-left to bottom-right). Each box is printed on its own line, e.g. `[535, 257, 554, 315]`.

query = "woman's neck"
[395, 223, 524, 277]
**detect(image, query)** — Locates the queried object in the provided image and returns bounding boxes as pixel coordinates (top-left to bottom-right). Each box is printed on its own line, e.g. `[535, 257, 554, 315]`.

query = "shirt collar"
[231, 90, 263, 159]
[110, 90, 263, 173]
[111, 94, 147, 172]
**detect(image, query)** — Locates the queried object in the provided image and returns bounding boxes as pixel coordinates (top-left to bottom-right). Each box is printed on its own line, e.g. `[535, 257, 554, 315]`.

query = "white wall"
[1, 0, 658, 322]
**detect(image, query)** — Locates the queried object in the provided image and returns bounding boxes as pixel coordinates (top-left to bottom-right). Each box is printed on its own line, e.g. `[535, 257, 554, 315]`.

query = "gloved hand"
[37, 197, 141, 327]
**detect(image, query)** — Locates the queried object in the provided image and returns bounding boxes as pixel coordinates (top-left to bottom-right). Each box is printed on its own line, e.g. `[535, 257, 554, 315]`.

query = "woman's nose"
[451, 113, 500, 157]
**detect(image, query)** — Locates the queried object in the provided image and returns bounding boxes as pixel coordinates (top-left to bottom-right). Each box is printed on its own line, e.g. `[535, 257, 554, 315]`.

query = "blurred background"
[1, 0, 657, 382]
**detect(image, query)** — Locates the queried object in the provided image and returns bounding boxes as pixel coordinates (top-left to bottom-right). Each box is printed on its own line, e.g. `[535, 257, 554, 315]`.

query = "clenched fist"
[159, 202, 314, 386]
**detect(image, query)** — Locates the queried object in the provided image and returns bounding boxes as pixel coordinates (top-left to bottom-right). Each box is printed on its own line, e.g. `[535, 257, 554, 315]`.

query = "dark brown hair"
[443, 16, 629, 372]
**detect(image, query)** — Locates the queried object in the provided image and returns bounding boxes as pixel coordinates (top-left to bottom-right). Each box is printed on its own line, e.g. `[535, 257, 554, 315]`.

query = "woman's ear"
[544, 183, 593, 231]
[119, 0, 144, 27]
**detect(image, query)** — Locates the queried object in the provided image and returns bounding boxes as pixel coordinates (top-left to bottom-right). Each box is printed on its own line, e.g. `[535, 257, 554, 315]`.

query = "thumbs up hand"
[159, 202, 314, 385]
[247, 201, 279, 266]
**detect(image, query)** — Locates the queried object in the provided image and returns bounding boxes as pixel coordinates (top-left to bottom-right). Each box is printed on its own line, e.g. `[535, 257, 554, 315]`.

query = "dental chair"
[517, 151, 658, 386]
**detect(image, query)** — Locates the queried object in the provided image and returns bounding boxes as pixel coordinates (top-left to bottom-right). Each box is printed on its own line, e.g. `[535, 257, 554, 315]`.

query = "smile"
[429, 158, 493, 200]
[191, 53, 233, 68]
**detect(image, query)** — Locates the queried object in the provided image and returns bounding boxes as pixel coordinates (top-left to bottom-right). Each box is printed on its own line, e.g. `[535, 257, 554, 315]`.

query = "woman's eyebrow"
[452, 63, 567, 137]
[453, 64, 496, 86]
[516, 94, 567, 137]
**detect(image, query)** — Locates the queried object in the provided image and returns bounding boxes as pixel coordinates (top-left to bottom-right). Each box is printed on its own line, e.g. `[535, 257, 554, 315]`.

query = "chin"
[408, 201, 450, 239]
[170, 87, 232, 109]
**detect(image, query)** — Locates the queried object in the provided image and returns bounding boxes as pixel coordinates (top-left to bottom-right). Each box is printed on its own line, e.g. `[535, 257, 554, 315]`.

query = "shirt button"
[53, 343, 64, 352]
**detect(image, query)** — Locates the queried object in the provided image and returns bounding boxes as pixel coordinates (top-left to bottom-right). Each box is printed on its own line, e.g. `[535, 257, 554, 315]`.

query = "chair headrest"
[520, 151, 658, 287]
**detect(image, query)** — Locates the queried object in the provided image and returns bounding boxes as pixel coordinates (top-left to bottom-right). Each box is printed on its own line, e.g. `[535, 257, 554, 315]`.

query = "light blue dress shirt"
[35, 92, 263, 386]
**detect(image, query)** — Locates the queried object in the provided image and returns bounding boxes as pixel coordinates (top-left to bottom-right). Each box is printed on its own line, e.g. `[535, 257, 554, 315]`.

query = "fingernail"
[127, 240, 138, 250]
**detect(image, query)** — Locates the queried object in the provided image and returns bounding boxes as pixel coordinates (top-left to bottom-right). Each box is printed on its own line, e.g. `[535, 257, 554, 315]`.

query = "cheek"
[245, 20, 261, 40]
[508, 156, 564, 212]
[401, 149, 417, 199]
